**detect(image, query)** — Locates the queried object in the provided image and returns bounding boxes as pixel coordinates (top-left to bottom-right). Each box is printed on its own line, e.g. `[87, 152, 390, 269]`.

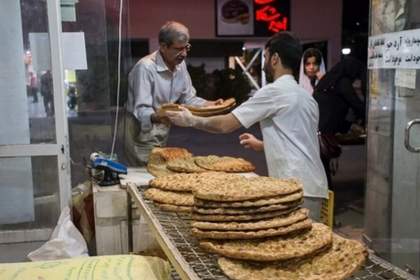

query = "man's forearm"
[192, 114, 241, 134]
[192, 115, 228, 133]
[167, 110, 241, 133]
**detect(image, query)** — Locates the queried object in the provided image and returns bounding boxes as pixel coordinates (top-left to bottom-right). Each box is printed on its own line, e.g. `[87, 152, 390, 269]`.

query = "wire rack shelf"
[128, 184, 419, 280]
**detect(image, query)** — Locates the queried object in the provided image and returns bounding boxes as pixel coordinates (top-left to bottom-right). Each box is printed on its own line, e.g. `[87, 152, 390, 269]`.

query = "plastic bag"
[28, 206, 88, 261]
[72, 181, 94, 245]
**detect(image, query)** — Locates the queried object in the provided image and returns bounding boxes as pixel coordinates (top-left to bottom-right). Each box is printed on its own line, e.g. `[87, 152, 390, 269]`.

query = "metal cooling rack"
[127, 184, 419, 280]
[350, 254, 419, 280]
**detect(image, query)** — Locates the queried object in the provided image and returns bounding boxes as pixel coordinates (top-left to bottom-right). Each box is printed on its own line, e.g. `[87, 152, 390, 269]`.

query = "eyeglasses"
[171, 43, 192, 55]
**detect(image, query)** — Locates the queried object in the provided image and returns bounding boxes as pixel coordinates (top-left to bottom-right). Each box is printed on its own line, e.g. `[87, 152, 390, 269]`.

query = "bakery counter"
[127, 184, 418, 280]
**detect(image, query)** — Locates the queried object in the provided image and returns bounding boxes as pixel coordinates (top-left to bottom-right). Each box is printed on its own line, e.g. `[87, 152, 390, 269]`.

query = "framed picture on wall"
[216, 0, 254, 36]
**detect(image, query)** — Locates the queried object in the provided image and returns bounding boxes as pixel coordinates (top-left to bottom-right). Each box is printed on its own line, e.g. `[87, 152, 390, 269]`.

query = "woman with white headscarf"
[299, 48, 326, 94]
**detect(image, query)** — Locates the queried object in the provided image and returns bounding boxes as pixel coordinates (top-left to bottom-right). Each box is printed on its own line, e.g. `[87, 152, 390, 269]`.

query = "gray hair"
[158, 21, 189, 46]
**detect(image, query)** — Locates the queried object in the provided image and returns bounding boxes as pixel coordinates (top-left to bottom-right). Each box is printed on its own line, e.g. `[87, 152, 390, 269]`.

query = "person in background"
[298, 48, 326, 95]
[24, 51, 38, 103]
[125, 21, 223, 166]
[313, 57, 366, 186]
[166, 32, 328, 221]
[40, 70, 54, 116]
[67, 86, 77, 111]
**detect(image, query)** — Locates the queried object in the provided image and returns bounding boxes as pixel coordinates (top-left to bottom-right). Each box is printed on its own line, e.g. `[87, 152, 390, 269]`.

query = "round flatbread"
[218, 234, 368, 280]
[150, 172, 243, 192]
[194, 191, 303, 208]
[163, 99, 236, 117]
[154, 203, 192, 213]
[190, 102, 236, 117]
[193, 199, 303, 215]
[193, 177, 303, 202]
[192, 218, 312, 240]
[147, 163, 176, 178]
[148, 147, 192, 163]
[160, 103, 183, 112]
[147, 147, 192, 177]
[185, 98, 236, 112]
[200, 223, 332, 261]
[166, 157, 208, 173]
[192, 207, 299, 222]
[194, 155, 255, 173]
[192, 208, 308, 231]
[144, 188, 193, 206]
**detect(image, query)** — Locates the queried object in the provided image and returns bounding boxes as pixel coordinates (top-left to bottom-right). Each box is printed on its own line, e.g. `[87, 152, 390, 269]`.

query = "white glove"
[166, 107, 195, 127]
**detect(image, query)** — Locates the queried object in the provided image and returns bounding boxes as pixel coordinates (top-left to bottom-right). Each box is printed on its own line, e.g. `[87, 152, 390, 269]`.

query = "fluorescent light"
[342, 48, 351, 55]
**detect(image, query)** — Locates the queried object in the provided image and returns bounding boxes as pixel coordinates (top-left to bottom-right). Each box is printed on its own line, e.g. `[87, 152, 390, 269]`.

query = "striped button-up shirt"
[127, 50, 206, 132]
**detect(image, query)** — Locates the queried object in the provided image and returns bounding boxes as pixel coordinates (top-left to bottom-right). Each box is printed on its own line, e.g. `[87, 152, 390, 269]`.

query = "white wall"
[128, 0, 342, 68]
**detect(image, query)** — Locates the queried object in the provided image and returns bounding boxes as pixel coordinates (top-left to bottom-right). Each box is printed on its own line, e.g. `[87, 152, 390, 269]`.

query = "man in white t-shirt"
[166, 32, 328, 220]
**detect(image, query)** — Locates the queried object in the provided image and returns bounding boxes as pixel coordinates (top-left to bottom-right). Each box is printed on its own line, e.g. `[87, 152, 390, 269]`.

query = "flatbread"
[194, 191, 303, 208]
[150, 172, 243, 192]
[160, 103, 183, 112]
[189, 102, 237, 117]
[191, 105, 235, 117]
[193, 199, 303, 215]
[218, 234, 367, 280]
[191, 207, 299, 222]
[192, 208, 309, 231]
[166, 157, 208, 173]
[195, 156, 255, 173]
[200, 223, 332, 261]
[193, 177, 302, 202]
[150, 173, 205, 192]
[192, 218, 312, 240]
[144, 188, 194, 206]
[147, 147, 192, 177]
[185, 98, 236, 112]
[154, 203, 192, 213]
[147, 163, 177, 178]
[161, 98, 236, 117]
[148, 147, 192, 162]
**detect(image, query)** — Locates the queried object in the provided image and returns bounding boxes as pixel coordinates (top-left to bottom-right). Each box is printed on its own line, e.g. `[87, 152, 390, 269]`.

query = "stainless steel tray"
[127, 184, 418, 280]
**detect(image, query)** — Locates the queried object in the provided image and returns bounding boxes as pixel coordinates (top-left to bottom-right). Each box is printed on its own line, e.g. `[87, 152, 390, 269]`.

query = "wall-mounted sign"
[368, 28, 420, 69]
[216, 0, 290, 37]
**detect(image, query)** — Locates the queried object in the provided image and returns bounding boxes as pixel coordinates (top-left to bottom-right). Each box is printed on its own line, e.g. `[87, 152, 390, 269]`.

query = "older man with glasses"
[125, 21, 223, 166]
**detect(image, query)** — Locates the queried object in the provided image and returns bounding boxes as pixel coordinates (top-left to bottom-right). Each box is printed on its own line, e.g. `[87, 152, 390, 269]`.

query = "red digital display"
[254, 0, 290, 35]
[255, 0, 275, 4]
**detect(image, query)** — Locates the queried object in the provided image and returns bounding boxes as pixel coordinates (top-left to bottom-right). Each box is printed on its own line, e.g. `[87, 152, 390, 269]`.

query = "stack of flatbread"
[190, 176, 368, 280]
[144, 172, 243, 213]
[147, 148, 255, 177]
[217, 234, 368, 280]
[191, 177, 309, 240]
[160, 98, 236, 117]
